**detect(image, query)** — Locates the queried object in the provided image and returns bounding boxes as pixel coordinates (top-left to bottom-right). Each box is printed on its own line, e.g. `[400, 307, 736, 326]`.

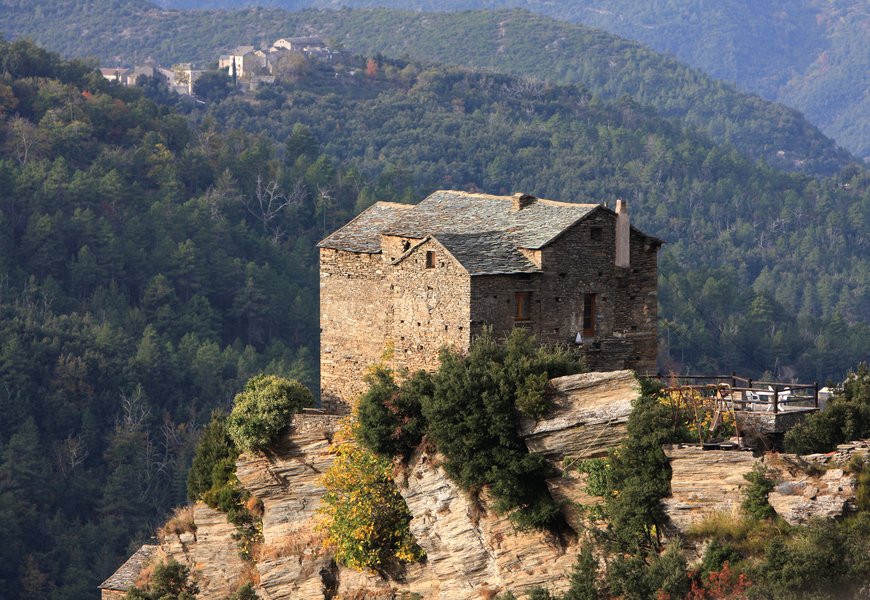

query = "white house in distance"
[271, 36, 326, 53]
[99, 67, 127, 82]
[218, 46, 258, 80]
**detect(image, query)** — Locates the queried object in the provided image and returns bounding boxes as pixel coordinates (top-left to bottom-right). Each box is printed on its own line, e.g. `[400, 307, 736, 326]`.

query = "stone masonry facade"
[318, 191, 661, 413]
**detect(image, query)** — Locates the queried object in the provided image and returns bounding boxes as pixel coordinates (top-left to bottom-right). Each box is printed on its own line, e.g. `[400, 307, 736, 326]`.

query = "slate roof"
[99, 544, 158, 591]
[318, 190, 606, 274]
[384, 191, 599, 249]
[318, 201, 413, 253]
[435, 232, 540, 275]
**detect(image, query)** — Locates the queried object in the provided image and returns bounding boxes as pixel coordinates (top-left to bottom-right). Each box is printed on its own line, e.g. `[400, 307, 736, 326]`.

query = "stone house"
[98, 544, 158, 599]
[318, 190, 662, 413]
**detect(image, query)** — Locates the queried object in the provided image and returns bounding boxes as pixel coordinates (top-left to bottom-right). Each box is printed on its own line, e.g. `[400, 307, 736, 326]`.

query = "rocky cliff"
[104, 373, 864, 600]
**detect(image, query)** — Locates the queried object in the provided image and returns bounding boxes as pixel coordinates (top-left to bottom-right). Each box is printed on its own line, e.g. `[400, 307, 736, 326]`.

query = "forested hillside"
[0, 1, 856, 176]
[153, 0, 870, 161]
[0, 36, 868, 599]
[0, 39, 340, 599]
[198, 57, 869, 383]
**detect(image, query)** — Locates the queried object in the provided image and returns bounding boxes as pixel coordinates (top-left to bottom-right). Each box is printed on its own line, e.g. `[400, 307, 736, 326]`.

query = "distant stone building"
[318, 190, 662, 413]
[272, 36, 326, 54]
[99, 66, 128, 82]
[218, 46, 259, 80]
[98, 544, 158, 600]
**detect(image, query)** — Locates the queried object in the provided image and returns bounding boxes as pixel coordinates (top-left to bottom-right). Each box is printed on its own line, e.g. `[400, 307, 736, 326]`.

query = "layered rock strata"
[519, 370, 639, 530]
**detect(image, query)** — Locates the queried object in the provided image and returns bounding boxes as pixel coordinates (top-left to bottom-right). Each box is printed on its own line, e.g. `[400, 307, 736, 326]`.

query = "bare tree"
[7, 116, 40, 166]
[117, 385, 150, 433]
[55, 435, 89, 478]
[243, 173, 302, 243]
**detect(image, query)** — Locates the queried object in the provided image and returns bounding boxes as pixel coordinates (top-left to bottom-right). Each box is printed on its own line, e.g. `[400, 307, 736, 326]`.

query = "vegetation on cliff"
[318, 421, 424, 571]
[125, 560, 198, 600]
[227, 374, 313, 452]
[785, 363, 870, 455]
[358, 328, 583, 530]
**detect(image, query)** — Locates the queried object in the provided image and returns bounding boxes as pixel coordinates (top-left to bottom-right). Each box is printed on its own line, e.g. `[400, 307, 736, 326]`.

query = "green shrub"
[229, 583, 258, 600]
[602, 379, 674, 552]
[606, 554, 653, 600]
[847, 455, 870, 512]
[187, 410, 262, 559]
[422, 328, 582, 529]
[319, 422, 424, 570]
[700, 539, 742, 578]
[646, 544, 691, 599]
[126, 560, 198, 600]
[564, 544, 600, 600]
[784, 364, 870, 455]
[227, 374, 313, 452]
[357, 367, 430, 457]
[187, 410, 236, 502]
[742, 463, 777, 521]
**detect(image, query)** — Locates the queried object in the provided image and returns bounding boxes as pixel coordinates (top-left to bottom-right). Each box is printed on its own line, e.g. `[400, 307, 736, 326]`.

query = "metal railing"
[655, 373, 819, 414]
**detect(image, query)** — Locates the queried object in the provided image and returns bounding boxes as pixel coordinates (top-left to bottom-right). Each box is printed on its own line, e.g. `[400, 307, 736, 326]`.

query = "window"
[583, 293, 596, 337]
[425, 251, 435, 268]
[590, 227, 603, 241]
[515, 292, 532, 321]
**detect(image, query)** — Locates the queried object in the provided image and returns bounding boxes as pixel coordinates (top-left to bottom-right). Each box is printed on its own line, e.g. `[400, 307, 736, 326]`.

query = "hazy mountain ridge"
[0, 1, 856, 176]
[150, 0, 870, 161]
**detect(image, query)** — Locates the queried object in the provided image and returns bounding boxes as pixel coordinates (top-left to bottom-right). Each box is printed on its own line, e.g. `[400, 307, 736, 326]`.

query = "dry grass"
[233, 561, 260, 588]
[157, 505, 197, 542]
[688, 509, 790, 557]
[687, 509, 751, 541]
[252, 530, 326, 562]
[478, 587, 500, 600]
[245, 495, 264, 519]
[134, 559, 158, 588]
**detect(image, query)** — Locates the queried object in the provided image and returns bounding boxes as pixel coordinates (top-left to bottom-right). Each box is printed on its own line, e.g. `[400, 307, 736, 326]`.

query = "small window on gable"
[583, 293, 596, 337]
[425, 251, 435, 268]
[590, 227, 603, 241]
[515, 292, 532, 321]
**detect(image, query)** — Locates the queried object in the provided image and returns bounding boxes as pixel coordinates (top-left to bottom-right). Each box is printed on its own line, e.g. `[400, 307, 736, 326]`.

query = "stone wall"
[321, 203, 658, 413]
[319, 248, 394, 413]
[388, 237, 472, 376]
[469, 210, 658, 374]
[320, 241, 471, 413]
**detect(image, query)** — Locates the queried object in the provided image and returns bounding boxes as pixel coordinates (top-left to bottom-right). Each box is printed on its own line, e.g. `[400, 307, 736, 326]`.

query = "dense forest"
[199, 55, 869, 382]
[0, 1, 857, 176]
[150, 0, 870, 162]
[0, 38, 334, 599]
[0, 32, 868, 600]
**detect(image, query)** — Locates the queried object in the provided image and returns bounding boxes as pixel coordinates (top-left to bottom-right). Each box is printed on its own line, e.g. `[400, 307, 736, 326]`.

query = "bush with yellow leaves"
[318, 421, 424, 571]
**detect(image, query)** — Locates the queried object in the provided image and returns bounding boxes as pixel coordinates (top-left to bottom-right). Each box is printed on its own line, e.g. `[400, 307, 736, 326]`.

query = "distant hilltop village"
[99, 35, 338, 95]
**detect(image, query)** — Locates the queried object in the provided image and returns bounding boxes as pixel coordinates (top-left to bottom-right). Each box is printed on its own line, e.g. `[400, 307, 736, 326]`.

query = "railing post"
[773, 388, 779, 413]
[814, 382, 819, 409]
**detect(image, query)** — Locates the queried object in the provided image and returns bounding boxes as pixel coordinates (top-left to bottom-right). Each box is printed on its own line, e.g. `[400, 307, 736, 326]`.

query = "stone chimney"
[512, 193, 536, 211]
[615, 199, 630, 268]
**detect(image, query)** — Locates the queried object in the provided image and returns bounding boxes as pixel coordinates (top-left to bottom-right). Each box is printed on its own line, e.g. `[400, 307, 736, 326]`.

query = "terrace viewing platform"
[656, 374, 823, 446]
